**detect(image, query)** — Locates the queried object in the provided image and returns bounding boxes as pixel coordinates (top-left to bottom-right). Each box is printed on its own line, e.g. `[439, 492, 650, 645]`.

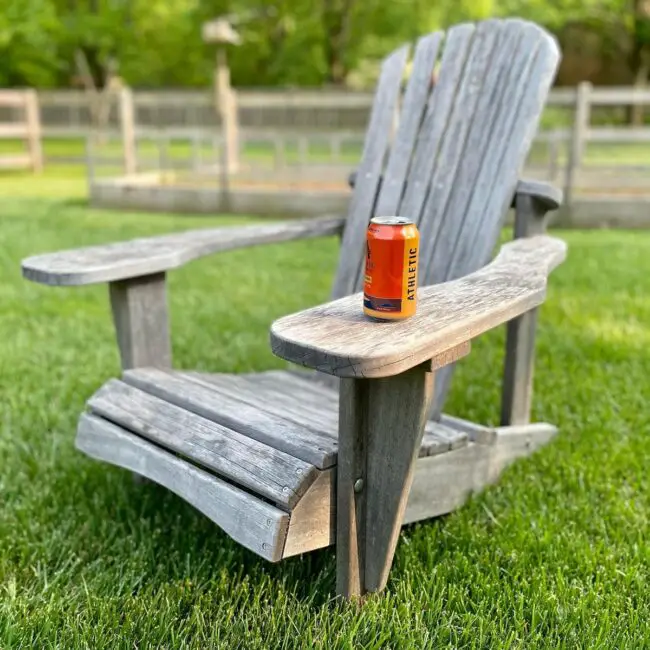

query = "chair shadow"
[57, 197, 90, 209]
[66, 464, 338, 608]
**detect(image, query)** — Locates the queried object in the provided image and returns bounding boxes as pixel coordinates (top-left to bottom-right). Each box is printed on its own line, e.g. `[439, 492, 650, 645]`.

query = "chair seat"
[76, 367, 554, 562]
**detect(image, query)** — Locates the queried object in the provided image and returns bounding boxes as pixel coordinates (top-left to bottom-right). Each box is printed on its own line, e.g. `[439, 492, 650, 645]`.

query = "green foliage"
[0, 0, 519, 88]
[0, 0, 60, 86]
[0, 0, 648, 88]
[119, 0, 211, 87]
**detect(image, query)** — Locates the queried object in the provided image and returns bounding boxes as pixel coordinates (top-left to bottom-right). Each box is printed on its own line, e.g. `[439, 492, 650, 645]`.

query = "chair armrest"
[22, 215, 345, 287]
[270, 235, 566, 379]
[512, 179, 562, 212]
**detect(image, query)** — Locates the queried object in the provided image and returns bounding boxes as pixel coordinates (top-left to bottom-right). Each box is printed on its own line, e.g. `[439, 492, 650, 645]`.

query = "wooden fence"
[7, 83, 650, 203]
[0, 90, 42, 172]
[37, 89, 376, 134]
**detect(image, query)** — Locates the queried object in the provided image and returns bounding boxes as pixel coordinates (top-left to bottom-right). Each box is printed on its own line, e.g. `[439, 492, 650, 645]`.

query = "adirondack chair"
[22, 19, 567, 598]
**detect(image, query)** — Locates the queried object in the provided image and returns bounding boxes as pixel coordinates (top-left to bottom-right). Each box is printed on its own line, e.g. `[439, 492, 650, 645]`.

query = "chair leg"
[501, 307, 538, 426]
[336, 363, 434, 598]
[109, 272, 172, 483]
[500, 190, 550, 427]
[109, 272, 172, 370]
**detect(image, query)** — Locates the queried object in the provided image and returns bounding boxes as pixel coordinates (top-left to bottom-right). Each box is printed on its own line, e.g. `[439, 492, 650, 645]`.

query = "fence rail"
[33, 84, 650, 131]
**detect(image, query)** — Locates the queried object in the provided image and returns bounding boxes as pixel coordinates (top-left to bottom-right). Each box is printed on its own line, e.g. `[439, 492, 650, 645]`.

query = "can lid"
[370, 216, 414, 226]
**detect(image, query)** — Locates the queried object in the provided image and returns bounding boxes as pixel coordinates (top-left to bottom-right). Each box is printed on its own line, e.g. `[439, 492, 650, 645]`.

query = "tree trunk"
[628, 0, 650, 124]
[322, 0, 356, 85]
[630, 60, 650, 125]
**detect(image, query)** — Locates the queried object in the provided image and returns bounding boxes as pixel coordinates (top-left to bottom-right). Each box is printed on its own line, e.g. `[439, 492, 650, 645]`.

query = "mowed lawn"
[1, 177, 649, 648]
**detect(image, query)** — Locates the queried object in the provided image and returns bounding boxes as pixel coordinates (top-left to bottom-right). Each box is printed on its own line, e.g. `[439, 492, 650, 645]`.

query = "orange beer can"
[363, 216, 419, 320]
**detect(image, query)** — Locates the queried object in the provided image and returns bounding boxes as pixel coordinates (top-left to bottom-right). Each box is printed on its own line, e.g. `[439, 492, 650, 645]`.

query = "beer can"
[363, 216, 419, 320]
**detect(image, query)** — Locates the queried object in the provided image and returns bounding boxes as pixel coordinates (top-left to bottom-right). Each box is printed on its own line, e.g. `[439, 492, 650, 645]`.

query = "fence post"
[158, 130, 170, 179]
[564, 81, 591, 206]
[214, 49, 239, 175]
[191, 130, 201, 171]
[119, 87, 137, 175]
[24, 90, 43, 173]
[548, 131, 560, 181]
[298, 135, 309, 166]
[217, 131, 231, 212]
[85, 135, 95, 186]
[331, 133, 342, 162]
[273, 134, 285, 170]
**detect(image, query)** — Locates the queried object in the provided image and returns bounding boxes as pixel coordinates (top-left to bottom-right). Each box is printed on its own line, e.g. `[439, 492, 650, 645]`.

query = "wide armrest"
[512, 179, 562, 211]
[270, 235, 567, 379]
[22, 215, 345, 287]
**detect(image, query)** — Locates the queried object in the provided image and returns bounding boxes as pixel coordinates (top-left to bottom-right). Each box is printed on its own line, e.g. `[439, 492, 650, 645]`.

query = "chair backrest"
[331, 19, 560, 415]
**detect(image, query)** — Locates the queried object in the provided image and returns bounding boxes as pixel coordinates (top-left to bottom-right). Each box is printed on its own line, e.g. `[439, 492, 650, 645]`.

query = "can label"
[363, 217, 419, 320]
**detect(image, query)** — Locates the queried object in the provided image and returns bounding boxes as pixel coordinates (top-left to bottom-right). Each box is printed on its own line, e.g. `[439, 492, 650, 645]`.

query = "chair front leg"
[337, 362, 434, 598]
[109, 271, 172, 370]
[108, 271, 172, 484]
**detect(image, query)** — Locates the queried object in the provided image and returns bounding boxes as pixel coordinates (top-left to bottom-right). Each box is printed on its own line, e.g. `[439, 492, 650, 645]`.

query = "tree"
[4, 0, 650, 96]
[0, 0, 60, 87]
[321, 0, 356, 84]
[627, 0, 650, 121]
[51, 0, 133, 87]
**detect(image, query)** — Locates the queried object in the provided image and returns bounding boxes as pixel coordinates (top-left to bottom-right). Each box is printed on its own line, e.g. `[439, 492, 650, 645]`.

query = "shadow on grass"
[58, 197, 90, 209]
[41, 456, 338, 607]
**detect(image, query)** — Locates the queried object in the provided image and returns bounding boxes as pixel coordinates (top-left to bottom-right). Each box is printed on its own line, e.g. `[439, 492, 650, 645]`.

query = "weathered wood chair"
[22, 19, 567, 598]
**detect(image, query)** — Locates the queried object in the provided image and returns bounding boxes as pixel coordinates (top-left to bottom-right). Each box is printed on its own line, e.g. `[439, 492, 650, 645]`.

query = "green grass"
[0, 168, 87, 198]
[0, 136, 363, 177]
[1, 184, 650, 647]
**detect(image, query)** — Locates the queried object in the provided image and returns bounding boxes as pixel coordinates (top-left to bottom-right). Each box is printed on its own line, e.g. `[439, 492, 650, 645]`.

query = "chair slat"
[446, 23, 560, 282]
[332, 45, 410, 299]
[374, 32, 443, 219]
[421, 421, 469, 456]
[183, 371, 339, 435]
[77, 413, 290, 561]
[415, 20, 506, 282]
[87, 379, 318, 508]
[252, 370, 339, 404]
[122, 368, 339, 469]
[398, 24, 477, 225]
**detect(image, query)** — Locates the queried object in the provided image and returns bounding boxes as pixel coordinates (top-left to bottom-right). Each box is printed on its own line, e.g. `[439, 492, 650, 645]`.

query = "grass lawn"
[1, 174, 649, 647]
[0, 136, 364, 179]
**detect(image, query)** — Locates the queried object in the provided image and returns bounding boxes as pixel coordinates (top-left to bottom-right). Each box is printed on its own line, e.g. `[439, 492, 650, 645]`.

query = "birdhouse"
[202, 18, 242, 46]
